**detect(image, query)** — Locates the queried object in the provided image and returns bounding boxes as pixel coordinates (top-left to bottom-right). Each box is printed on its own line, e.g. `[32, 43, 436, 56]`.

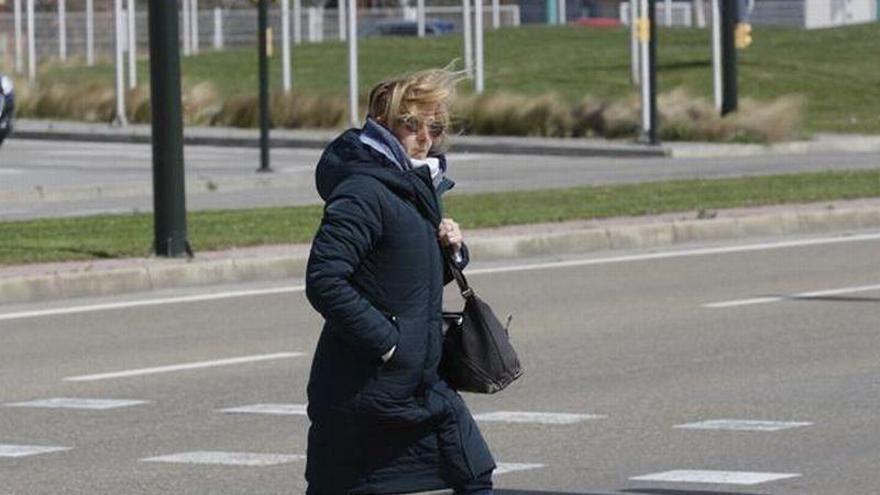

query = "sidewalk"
[3, 198, 880, 305]
[14, 118, 880, 159]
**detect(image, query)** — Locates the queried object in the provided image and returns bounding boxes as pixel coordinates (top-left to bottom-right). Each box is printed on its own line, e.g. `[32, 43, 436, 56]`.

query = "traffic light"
[735, 22, 752, 49]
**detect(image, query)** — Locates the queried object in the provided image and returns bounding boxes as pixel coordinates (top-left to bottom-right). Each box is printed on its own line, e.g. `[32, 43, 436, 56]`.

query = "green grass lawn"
[2, 168, 878, 266]
[29, 22, 880, 134]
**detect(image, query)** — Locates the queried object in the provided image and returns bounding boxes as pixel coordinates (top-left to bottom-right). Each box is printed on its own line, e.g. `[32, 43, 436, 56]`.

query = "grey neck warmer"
[359, 117, 413, 172]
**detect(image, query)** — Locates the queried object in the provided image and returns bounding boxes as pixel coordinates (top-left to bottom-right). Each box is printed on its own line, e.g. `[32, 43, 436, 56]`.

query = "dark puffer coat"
[304, 129, 495, 494]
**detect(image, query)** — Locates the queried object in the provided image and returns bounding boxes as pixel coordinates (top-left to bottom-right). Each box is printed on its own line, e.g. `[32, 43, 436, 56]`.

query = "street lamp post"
[147, 0, 191, 257]
[720, 0, 739, 114]
[257, 0, 272, 172]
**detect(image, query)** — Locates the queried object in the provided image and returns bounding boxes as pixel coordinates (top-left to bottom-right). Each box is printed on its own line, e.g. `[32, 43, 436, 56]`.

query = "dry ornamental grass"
[14, 79, 801, 142]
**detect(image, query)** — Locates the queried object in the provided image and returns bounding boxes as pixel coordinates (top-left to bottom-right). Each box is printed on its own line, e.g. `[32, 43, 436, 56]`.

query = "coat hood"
[315, 128, 445, 225]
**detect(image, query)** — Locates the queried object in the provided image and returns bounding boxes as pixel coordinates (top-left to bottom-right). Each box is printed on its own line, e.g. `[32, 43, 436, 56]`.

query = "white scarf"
[409, 157, 443, 188]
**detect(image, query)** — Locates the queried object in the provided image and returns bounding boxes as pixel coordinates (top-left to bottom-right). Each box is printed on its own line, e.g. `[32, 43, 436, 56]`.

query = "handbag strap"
[445, 249, 474, 299]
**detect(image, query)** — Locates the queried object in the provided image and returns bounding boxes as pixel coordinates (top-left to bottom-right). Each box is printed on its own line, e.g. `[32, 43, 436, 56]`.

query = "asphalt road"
[2, 230, 879, 494]
[1, 139, 879, 220]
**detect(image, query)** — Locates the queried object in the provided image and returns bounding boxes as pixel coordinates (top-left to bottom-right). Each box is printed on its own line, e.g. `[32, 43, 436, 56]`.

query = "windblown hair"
[367, 66, 467, 151]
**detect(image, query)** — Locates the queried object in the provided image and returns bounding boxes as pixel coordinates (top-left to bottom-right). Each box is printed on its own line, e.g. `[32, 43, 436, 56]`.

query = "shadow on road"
[497, 489, 766, 495]
[621, 489, 768, 495]
[496, 491, 615, 495]
[793, 295, 880, 303]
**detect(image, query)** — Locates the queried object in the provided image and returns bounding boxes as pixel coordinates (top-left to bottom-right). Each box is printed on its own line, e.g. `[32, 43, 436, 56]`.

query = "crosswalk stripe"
[630, 470, 801, 485]
[474, 411, 606, 425]
[495, 463, 546, 475]
[142, 451, 305, 466]
[674, 419, 813, 431]
[219, 403, 307, 415]
[5, 398, 149, 410]
[0, 444, 72, 458]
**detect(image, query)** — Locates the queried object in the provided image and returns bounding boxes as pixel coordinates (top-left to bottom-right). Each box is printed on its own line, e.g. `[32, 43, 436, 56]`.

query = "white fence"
[620, 1, 698, 28]
[619, 0, 879, 30]
[0, 5, 519, 71]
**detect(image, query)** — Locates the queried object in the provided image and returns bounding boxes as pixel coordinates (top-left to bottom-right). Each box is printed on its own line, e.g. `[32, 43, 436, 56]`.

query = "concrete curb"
[3, 204, 880, 305]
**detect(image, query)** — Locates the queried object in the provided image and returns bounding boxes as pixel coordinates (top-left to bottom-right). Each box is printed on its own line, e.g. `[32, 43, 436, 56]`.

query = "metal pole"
[557, 0, 565, 24]
[293, 0, 302, 44]
[127, 0, 136, 89]
[26, 0, 35, 81]
[630, 0, 639, 86]
[14, 0, 22, 73]
[86, 0, 94, 65]
[258, 0, 272, 172]
[694, 0, 706, 28]
[492, 0, 499, 28]
[114, 0, 127, 125]
[148, 0, 191, 258]
[282, 0, 292, 91]
[711, 0, 722, 110]
[59, 0, 67, 61]
[182, 0, 191, 56]
[720, 0, 738, 115]
[647, 0, 658, 143]
[347, 0, 358, 125]
[474, 0, 484, 93]
[463, 0, 473, 76]
[417, 0, 425, 37]
[639, 0, 650, 137]
[665, 0, 672, 26]
[338, 0, 346, 41]
[191, 0, 199, 54]
[213, 7, 223, 49]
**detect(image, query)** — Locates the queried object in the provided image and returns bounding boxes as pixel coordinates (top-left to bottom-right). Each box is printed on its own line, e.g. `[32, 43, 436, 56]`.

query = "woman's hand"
[438, 218, 463, 252]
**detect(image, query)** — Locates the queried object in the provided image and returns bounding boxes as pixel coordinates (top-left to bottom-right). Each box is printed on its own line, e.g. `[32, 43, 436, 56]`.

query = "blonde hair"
[367, 66, 466, 151]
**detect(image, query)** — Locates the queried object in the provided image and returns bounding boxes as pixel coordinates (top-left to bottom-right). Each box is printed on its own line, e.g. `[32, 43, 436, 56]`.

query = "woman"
[304, 68, 496, 494]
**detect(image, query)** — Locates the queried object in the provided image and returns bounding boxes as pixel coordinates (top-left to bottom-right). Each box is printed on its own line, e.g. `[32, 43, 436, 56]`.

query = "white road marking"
[5, 398, 149, 410]
[220, 403, 308, 416]
[704, 283, 880, 308]
[63, 352, 304, 382]
[0, 169, 23, 175]
[495, 463, 546, 475]
[0, 444, 72, 458]
[142, 451, 305, 466]
[630, 470, 801, 485]
[446, 153, 492, 161]
[0, 286, 305, 322]
[469, 232, 880, 277]
[474, 411, 606, 425]
[45, 150, 147, 158]
[3, 232, 879, 322]
[674, 419, 813, 431]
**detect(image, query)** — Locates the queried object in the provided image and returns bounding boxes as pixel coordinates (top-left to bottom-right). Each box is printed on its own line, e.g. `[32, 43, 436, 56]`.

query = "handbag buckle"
[461, 287, 474, 298]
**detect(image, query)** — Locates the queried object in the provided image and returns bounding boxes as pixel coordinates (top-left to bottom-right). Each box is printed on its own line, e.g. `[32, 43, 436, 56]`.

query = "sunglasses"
[398, 115, 447, 138]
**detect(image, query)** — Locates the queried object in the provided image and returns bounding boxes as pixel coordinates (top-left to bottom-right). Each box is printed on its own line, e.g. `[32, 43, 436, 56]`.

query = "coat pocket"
[365, 315, 427, 401]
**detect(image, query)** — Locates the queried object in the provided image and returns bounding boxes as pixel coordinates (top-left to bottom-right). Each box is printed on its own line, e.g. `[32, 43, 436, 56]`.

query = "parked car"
[0, 74, 13, 147]
[361, 18, 455, 38]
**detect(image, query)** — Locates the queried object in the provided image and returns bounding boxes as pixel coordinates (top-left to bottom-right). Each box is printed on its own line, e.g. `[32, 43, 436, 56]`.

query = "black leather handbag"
[439, 253, 524, 394]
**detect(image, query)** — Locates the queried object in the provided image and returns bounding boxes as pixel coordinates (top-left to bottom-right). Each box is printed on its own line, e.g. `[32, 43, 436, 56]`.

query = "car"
[0, 74, 13, 147]
[361, 18, 456, 38]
